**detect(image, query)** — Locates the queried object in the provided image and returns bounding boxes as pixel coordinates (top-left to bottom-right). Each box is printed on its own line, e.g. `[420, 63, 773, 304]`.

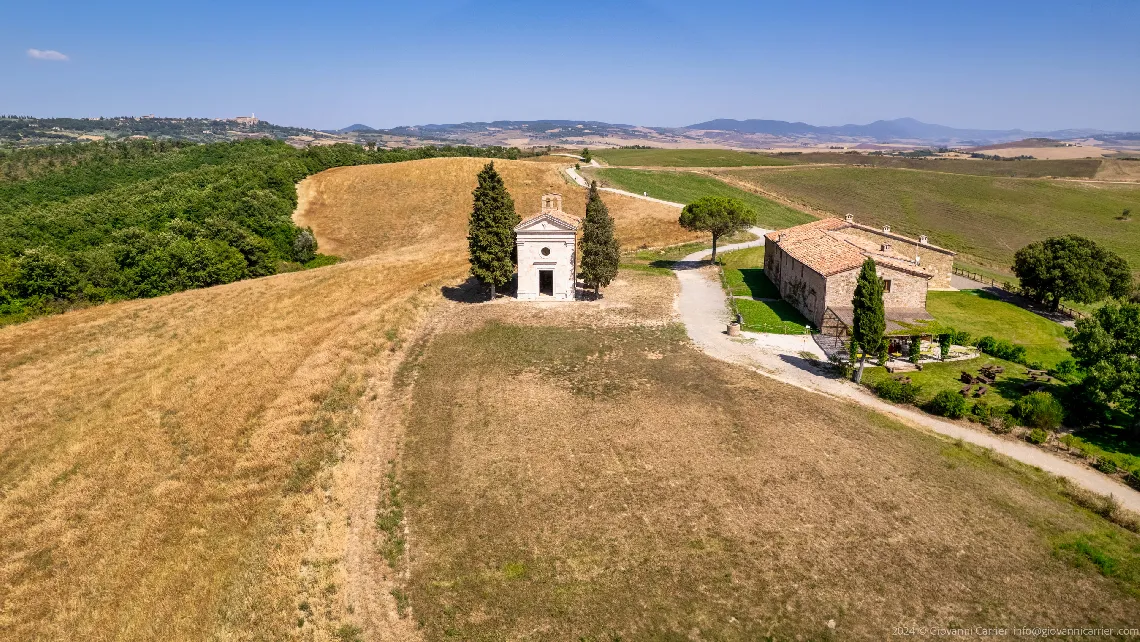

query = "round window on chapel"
[541, 247, 551, 256]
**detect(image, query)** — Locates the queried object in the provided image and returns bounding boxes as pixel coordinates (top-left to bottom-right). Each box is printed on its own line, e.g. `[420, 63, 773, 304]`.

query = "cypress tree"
[579, 180, 621, 299]
[851, 257, 886, 383]
[467, 162, 519, 300]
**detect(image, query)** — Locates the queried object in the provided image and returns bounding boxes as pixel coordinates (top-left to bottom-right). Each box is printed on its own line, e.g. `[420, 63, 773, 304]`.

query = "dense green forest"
[0, 138, 524, 324]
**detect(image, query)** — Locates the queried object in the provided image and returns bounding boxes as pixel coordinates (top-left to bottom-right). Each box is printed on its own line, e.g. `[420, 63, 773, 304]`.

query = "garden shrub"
[1014, 391, 1064, 430]
[948, 329, 972, 346]
[1051, 358, 1079, 382]
[1094, 458, 1119, 474]
[928, 390, 968, 419]
[988, 412, 1014, 434]
[937, 333, 952, 360]
[873, 378, 921, 404]
[1027, 428, 1049, 444]
[969, 402, 1015, 433]
[975, 335, 1028, 364]
[908, 335, 922, 364]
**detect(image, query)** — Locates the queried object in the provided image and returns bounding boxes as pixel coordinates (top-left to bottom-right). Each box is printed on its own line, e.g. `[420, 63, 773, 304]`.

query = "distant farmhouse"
[764, 216, 955, 332]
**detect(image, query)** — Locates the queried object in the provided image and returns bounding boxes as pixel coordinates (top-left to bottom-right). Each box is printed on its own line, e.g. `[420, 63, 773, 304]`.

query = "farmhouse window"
[882, 279, 892, 293]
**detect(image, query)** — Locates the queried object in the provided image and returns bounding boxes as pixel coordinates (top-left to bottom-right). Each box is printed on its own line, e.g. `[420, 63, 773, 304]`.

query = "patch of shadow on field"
[441, 276, 519, 303]
[777, 351, 838, 377]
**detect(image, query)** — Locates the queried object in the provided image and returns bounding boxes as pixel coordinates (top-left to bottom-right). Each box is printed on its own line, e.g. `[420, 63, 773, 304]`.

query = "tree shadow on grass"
[442, 275, 517, 303]
[737, 268, 780, 299]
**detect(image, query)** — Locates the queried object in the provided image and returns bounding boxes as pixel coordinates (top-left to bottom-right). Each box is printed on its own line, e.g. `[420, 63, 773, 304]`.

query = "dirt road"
[672, 237, 1140, 512]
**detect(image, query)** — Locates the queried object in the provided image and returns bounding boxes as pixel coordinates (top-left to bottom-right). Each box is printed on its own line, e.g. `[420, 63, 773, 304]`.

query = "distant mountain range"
[686, 117, 1111, 143]
[338, 116, 1135, 147]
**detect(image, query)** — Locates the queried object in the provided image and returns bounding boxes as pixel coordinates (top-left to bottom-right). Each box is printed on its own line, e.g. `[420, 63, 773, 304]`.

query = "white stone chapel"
[514, 193, 580, 300]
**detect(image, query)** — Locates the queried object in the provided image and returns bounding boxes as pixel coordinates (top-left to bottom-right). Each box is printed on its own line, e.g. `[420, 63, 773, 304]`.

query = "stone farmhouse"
[514, 194, 581, 300]
[764, 215, 955, 331]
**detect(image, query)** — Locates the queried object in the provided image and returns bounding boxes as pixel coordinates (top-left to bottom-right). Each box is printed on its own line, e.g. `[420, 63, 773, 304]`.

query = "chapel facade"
[514, 194, 581, 300]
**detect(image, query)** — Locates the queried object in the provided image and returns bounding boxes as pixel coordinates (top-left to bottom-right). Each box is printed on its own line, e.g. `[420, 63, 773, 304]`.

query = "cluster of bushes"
[975, 335, 1029, 365]
[873, 378, 921, 404]
[0, 139, 524, 323]
[921, 388, 1064, 435]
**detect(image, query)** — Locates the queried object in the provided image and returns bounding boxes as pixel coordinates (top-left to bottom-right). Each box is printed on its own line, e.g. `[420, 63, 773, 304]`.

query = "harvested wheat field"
[0, 157, 698, 641]
[4, 155, 1138, 641]
[394, 271, 1140, 640]
[294, 157, 700, 260]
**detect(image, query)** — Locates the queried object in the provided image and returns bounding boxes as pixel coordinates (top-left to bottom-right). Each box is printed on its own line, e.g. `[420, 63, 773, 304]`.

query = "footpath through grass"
[591, 167, 816, 229]
[724, 166, 1140, 273]
[593, 148, 794, 167]
[620, 229, 759, 275]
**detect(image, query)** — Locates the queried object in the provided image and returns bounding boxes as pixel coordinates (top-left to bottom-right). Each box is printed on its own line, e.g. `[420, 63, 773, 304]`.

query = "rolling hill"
[0, 157, 694, 640]
[4, 155, 1139, 639]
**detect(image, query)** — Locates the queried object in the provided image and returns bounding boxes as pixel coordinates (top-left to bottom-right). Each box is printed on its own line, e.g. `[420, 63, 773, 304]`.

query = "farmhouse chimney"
[881, 243, 892, 253]
[882, 224, 891, 234]
[915, 254, 922, 265]
[778, 233, 786, 242]
[919, 235, 929, 245]
[844, 213, 854, 223]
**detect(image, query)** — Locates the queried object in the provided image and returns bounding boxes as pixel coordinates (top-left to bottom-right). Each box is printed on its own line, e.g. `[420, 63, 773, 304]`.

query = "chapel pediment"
[515, 193, 581, 232]
[515, 212, 580, 232]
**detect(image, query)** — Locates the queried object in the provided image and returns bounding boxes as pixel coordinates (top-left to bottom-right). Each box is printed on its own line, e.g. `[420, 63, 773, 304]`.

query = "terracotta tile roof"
[768, 218, 933, 279]
[516, 210, 581, 230]
[778, 234, 867, 276]
[764, 217, 846, 243]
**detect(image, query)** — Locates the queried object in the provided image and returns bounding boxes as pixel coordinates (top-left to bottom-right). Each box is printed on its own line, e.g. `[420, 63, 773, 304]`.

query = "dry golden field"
[293, 157, 700, 260]
[4, 155, 1137, 640]
[0, 157, 696, 641]
[396, 272, 1140, 640]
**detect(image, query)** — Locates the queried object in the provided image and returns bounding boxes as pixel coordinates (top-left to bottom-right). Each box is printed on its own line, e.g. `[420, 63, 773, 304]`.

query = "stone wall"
[765, 238, 829, 328]
[824, 263, 929, 311]
[842, 226, 954, 289]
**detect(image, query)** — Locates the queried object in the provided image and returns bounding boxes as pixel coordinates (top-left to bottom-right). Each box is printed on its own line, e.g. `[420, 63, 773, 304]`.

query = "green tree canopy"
[1012, 235, 1133, 310]
[467, 162, 520, 299]
[1068, 300, 1140, 428]
[851, 258, 886, 383]
[678, 196, 755, 262]
[579, 181, 621, 299]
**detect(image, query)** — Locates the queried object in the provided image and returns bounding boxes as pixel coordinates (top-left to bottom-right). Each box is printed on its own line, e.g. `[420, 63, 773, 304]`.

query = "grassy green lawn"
[620, 229, 758, 275]
[719, 246, 780, 299]
[735, 298, 810, 334]
[1062, 430, 1140, 478]
[924, 290, 1071, 368]
[592, 148, 794, 167]
[590, 168, 816, 229]
[715, 244, 809, 333]
[723, 166, 1140, 274]
[863, 356, 1059, 415]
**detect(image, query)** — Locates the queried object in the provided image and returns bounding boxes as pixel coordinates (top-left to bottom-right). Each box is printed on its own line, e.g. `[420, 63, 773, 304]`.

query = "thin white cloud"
[27, 49, 69, 62]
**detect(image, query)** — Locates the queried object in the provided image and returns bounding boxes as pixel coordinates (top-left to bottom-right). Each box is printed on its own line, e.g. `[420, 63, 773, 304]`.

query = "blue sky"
[5, 0, 1139, 131]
